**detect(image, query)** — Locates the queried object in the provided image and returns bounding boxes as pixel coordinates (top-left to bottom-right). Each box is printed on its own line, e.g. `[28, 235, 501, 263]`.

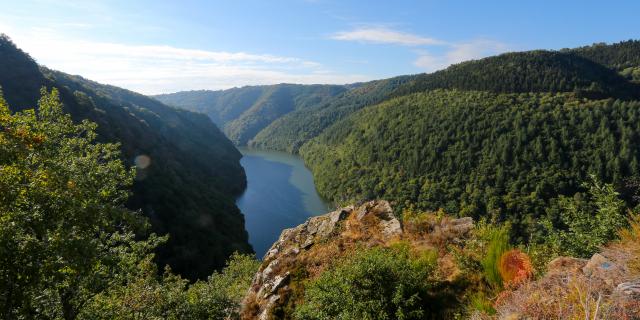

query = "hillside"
[0, 35, 252, 280]
[154, 84, 347, 145]
[394, 50, 640, 99]
[568, 40, 640, 81]
[249, 75, 414, 153]
[300, 90, 640, 239]
[248, 44, 640, 154]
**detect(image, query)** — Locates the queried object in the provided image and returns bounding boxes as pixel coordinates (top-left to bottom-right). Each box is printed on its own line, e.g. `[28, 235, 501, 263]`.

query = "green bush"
[294, 245, 438, 320]
[480, 225, 511, 289]
[543, 177, 627, 257]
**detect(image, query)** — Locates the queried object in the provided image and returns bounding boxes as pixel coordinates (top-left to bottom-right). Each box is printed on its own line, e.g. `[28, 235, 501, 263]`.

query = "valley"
[2, 10, 640, 316]
[235, 147, 330, 257]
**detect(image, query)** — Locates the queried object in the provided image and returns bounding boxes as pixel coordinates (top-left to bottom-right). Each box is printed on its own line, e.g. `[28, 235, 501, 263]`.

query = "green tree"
[0, 88, 157, 319]
[543, 176, 627, 257]
[82, 252, 259, 320]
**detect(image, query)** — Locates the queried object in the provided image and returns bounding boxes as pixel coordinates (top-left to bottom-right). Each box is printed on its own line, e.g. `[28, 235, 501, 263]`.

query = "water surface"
[236, 147, 331, 258]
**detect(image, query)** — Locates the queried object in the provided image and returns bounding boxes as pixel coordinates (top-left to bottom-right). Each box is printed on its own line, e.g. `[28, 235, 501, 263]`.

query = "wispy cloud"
[4, 28, 369, 94]
[332, 26, 510, 73]
[331, 27, 445, 46]
[414, 39, 510, 71]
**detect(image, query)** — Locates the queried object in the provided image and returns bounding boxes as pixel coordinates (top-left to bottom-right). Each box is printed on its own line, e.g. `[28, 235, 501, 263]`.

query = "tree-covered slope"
[249, 75, 415, 153]
[300, 90, 640, 238]
[568, 40, 640, 82]
[0, 35, 251, 280]
[394, 50, 640, 99]
[154, 84, 346, 145]
[253, 45, 640, 154]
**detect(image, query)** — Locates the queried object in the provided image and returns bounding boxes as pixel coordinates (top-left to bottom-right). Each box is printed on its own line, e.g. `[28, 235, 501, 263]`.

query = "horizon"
[1, 0, 639, 95]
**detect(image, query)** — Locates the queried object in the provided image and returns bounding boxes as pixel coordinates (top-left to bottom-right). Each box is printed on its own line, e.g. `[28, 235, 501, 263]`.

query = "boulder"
[616, 279, 640, 296]
[583, 253, 614, 276]
[547, 257, 588, 276]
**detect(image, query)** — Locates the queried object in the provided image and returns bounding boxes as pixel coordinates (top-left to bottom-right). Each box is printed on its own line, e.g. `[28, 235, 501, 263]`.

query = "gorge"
[235, 148, 331, 258]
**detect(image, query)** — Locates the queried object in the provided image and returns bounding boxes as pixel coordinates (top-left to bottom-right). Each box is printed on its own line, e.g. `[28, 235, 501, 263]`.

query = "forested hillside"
[301, 90, 640, 239]
[154, 84, 346, 145]
[179, 41, 640, 153]
[0, 35, 252, 280]
[249, 75, 414, 152]
[568, 40, 640, 81]
[393, 50, 640, 99]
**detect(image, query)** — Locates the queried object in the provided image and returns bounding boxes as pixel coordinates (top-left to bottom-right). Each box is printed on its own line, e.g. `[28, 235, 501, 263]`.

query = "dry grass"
[495, 213, 640, 319]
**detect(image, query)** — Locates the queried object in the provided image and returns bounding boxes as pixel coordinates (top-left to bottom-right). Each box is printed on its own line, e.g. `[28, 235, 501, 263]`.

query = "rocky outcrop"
[496, 251, 640, 319]
[240, 200, 475, 320]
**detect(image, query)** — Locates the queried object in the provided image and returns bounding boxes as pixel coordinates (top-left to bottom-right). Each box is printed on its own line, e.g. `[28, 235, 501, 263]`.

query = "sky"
[1, 0, 639, 94]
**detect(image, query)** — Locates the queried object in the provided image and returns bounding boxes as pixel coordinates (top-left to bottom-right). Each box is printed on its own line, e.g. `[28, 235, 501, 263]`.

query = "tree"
[543, 176, 627, 257]
[0, 88, 157, 319]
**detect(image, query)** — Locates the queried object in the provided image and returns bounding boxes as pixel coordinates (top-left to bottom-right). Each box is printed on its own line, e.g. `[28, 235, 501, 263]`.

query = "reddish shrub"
[498, 249, 533, 288]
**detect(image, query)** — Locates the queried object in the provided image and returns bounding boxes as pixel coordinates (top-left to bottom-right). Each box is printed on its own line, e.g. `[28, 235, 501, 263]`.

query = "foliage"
[154, 84, 347, 146]
[568, 40, 640, 81]
[0, 35, 251, 280]
[83, 252, 259, 320]
[480, 225, 511, 289]
[294, 245, 439, 320]
[0, 88, 260, 319]
[250, 76, 414, 153]
[186, 252, 261, 319]
[395, 49, 639, 100]
[543, 177, 627, 257]
[300, 90, 640, 240]
[0, 88, 158, 319]
[497, 249, 533, 288]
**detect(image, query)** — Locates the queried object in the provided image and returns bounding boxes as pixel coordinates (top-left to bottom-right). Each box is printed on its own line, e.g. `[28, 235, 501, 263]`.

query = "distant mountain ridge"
[158, 41, 640, 155]
[154, 83, 347, 145]
[0, 35, 252, 280]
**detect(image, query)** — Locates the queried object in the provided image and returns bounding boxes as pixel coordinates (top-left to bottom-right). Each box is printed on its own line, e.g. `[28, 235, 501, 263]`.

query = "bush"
[294, 245, 438, 320]
[544, 177, 627, 257]
[480, 225, 511, 289]
[498, 249, 533, 288]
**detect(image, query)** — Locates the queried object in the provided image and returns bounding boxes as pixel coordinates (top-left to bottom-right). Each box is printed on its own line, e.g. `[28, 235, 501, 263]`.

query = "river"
[236, 147, 331, 258]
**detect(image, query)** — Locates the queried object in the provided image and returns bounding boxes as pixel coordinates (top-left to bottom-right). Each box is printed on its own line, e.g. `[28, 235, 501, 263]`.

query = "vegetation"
[0, 89, 259, 319]
[394, 50, 640, 99]
[154, 84, 347, 145]
[568, 40, 640, 82]
[0, 34, 251, 280]
[301, 90, 640, 240]
[294, 245, 438, 320]
[250, 76, 414, 152]
[541, 176, 628, 257]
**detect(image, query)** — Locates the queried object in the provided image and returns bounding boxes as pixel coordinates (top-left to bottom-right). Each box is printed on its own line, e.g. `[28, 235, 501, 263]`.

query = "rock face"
[240, 200, 475, 320]
[242, 200, 399, 319]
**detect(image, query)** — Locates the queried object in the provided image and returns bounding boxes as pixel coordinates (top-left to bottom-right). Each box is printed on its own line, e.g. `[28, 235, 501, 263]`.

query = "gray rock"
[583, 253, 614, 276]
[616, 279, 640, 296]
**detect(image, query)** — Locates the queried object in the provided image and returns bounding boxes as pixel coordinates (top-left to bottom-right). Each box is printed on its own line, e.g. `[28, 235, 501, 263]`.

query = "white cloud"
[413, 39, 510, 72]
[330, 26, 510, 73]
[4, 28, 369, 94]
[331, 27, 445, 46]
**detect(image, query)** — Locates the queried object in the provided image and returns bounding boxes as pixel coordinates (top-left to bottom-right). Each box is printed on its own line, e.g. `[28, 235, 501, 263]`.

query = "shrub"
[294, 245, 439, 320]
[480, 225, 511, 289]
[544, 177, 627, 257]
[498, 249, 533, 288]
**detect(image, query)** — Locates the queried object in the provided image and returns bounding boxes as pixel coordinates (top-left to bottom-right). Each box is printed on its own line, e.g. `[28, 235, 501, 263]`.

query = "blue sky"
[1, 0, 639, 94]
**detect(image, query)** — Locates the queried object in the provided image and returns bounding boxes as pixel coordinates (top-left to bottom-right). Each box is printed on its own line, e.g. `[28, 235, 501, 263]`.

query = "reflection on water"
[236, 147, 331, 258]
